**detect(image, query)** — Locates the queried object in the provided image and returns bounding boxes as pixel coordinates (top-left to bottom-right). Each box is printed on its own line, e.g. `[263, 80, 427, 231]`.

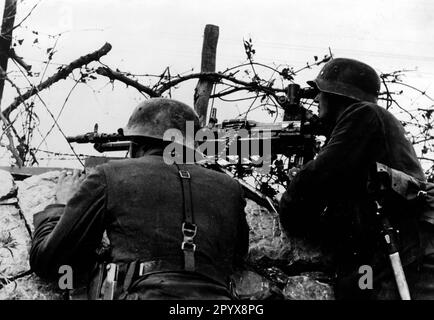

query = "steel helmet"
[123, 98, 200, 141]
[308, 58, 381, 103]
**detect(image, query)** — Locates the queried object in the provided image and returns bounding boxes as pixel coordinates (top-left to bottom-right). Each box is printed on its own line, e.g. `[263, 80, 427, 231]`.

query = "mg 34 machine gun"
[67, 84, 322, 212]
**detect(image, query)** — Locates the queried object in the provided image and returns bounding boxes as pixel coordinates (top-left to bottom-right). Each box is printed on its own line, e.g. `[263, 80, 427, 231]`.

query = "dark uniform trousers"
[30, 154, 249, 299]
[279, 101, 434, 300]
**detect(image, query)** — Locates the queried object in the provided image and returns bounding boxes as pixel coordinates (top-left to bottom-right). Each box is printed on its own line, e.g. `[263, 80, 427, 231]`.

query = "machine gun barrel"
[67, 127, 132, 153]
[94, 142, 132, 153]
[66, 132, 128, 144]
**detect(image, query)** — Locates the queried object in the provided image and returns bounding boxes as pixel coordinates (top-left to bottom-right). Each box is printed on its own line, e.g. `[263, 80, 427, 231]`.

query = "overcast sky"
[1, 0, 434, 167]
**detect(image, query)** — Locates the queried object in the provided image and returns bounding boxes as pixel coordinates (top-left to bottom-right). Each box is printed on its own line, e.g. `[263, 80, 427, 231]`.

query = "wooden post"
[194, 24, 219, 127]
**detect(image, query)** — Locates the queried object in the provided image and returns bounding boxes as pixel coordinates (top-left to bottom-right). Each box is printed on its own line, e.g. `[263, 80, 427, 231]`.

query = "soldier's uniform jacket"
[30, 153, 249, 299]
[279, 101, 434, 299]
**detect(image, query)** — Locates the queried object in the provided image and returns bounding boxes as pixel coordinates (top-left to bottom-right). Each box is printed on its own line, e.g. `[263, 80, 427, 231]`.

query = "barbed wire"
[32, 148, 97, 158]
[3, 22, 434, 181]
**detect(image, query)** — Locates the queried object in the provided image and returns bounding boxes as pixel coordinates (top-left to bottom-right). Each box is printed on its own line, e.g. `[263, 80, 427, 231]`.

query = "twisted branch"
[2, 42, 112, 118]
[95, 67, 159, 97]
[95, 67, 285, 100]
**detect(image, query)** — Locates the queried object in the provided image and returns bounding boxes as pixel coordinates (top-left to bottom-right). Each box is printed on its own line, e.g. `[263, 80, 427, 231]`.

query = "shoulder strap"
[175, 163, 197, 272]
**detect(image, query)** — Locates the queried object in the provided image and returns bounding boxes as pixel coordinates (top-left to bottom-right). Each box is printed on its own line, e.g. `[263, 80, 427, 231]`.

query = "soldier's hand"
[287, 167, 301, 183]
[55, 169, 86, 204]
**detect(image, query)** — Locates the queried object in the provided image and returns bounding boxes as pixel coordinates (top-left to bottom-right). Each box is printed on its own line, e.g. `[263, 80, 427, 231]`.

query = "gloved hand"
[287, 167, 301, 183]
[54, 169, 86, 204]
[276, 167, 301, 202]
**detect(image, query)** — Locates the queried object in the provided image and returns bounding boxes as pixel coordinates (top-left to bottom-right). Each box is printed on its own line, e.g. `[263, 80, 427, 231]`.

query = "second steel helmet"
[308, 58, 381, 103]
[123, 98, 200, 140]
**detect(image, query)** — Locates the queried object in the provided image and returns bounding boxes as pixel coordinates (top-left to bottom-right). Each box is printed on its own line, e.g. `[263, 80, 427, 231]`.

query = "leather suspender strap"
[175, 163, 197, 272]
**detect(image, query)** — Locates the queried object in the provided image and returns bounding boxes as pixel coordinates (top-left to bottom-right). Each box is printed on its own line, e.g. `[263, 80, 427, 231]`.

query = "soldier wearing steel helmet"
[30, 98, 249, 300]
[279, 58, 434, 299]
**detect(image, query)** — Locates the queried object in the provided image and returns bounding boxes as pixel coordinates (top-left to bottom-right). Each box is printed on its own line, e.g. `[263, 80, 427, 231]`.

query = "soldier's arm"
[279, 103, 382, 231]
[30, 167, 107, 280]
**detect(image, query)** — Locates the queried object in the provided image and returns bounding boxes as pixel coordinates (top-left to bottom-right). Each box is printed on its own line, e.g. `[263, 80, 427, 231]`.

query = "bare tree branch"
[0, 270, 32, 289]
[387, 80, 434, 102]
[8, 48, 32, 72]
[210, 86, 251, 98]
[2, 72, 26, 139]
[94, 68, 285, 100]
[2, 42, 112, 118]
[156, 72, 284, 96]
[413, 136, 434, 145]
[0, 108, 23, 167]
[95, 66, 159, 97]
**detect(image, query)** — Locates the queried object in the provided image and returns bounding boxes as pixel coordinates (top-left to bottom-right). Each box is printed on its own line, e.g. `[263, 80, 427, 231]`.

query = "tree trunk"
[194, 24, 219, 127]
[0, 0, 21, 167]
[0, 0, 17, 104]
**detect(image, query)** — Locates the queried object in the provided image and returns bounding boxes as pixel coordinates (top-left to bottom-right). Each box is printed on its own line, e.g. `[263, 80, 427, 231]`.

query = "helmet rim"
[123, 98, 200, 141]
[308, 78, 378, 103]
[307, 58, 380, 103]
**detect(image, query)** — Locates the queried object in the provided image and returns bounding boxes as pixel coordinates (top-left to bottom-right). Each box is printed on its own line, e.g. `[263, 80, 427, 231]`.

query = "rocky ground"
[0, 169, 335, 300]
